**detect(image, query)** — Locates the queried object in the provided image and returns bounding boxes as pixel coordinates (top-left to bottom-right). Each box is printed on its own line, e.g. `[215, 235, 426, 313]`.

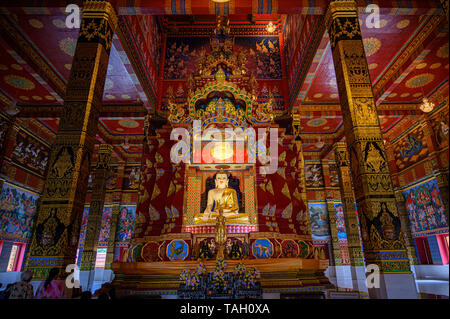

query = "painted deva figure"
[194, 171, 249, 224]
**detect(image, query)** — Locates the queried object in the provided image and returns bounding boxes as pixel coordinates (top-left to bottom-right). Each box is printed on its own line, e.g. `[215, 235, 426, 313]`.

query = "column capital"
[79, 0, 118, 51]
[325, 1, 358, 25]
[393, 190, 404, 202]
[96, 144, 113, 169]
[333, 142, 349, 168]
[434, 171, 449, 187]
[325, 1, 361, 49]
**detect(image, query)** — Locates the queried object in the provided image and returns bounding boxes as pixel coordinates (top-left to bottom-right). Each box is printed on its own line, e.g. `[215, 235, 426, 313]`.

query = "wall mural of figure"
[11, 130, 50, 176]
[0, 183, 39, 240]
[305, 164, 324, 188]
[308, 203, 330, 239]
[402, 179, 448, 233]
[393, 127, 429, 171]
[333, 203, 347, 240]
[98, 206, 113, 245]
[116, 206, 136, 242]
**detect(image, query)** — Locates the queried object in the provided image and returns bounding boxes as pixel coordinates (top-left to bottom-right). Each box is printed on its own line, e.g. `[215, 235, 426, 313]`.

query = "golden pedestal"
[111, 258, 333, 298]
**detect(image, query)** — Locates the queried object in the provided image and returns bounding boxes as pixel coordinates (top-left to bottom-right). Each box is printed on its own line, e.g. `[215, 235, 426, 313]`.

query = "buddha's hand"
[202, 212, 211, 221]
[223, 211, 238, 217]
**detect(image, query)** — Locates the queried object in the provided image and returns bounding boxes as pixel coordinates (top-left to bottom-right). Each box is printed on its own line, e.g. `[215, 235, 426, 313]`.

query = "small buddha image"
[193, 171, 249, 224]
[380, 202, 396, 240]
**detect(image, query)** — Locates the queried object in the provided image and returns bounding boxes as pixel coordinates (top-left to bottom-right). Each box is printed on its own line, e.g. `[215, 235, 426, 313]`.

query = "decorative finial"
[215, 67, 226, 84]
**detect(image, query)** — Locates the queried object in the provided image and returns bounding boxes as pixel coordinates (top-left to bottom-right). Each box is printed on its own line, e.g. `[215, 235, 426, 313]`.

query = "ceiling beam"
[16, 104, 148, 118]
[116, 16, 158, 112]
[288, 15, 326, 111]
[298, 103, 422, 115]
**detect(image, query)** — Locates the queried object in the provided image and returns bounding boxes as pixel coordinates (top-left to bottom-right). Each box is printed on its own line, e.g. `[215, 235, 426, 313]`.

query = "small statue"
[198, 240, 212, 260]
[228, 240, 243, 260]
[186, 73, 195, 93]
[167, 99, 186, 124]
[253, 91, 274, 123]
[215, 207, 227, 259]
[249, 74, 258, 96]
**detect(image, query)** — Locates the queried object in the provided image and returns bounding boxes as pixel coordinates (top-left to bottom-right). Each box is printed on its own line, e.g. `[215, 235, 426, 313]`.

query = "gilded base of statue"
[216, 244, 225, 260]
[215, 208, 227, 260]
[111, 258, 333, 298]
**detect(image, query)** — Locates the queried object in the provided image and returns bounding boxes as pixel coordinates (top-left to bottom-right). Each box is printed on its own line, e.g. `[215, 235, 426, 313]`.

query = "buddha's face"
[215, 173, 228, 189]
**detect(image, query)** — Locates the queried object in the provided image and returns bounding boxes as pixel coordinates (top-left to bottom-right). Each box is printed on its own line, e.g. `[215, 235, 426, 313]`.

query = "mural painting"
[166, 239, 189, 261]
[333, 203, 347, 239]
[281, 239, 299, 258]
[251, 238, 274, 259]
[234, 36, 282, 79]
[164, 37, 210, 80]
[393, 126, 429, 171]
[11, 130, 50, 176]
[0, 183, 39, 240]
[308, 203, 330, 239]
[98, 206, 113, 245]
[78, 206, 89, 245]
[402, 179, 448, 233]
[116, 206, 136, 242]
[163, 36, 282, 80]
[305, 164, 324, 188]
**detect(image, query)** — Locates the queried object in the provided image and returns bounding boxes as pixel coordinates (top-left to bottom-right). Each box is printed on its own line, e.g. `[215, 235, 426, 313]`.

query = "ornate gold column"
[292, 114, 312, 240]
[326, 200, 343, 266]
[24, 1, 117, 286]
[333, 142, 364, 268]
[105, 164, 125, 270]
[80, 144, 113, 276]
[321, 159, 342, 266]
[326, 1, 416, 298]
[434, 173, 449, 226]
[393, 191, 419, 266]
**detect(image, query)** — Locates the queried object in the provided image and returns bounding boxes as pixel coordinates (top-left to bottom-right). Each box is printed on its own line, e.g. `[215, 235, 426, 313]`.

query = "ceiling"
[0, 2, 447, 162]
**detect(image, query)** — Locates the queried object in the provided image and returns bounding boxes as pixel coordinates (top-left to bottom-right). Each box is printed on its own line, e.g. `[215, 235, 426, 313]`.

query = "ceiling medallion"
[266, 22, 276, 33]
[419, 98, 434, 113]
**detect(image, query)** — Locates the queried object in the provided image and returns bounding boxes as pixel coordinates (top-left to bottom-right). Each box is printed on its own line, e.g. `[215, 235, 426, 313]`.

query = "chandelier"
[266, 21, 276, 33]
[212, 0, 230, 3]
[5, 100, 20, 116]
[419, 97, 434, 113]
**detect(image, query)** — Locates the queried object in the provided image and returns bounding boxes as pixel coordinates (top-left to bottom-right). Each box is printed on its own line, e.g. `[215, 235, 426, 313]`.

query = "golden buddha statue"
[193, 171, 249, 224]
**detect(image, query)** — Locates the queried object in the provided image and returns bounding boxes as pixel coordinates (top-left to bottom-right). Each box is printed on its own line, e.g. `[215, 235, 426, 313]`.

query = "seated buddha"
[194, 171, 249, 224]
